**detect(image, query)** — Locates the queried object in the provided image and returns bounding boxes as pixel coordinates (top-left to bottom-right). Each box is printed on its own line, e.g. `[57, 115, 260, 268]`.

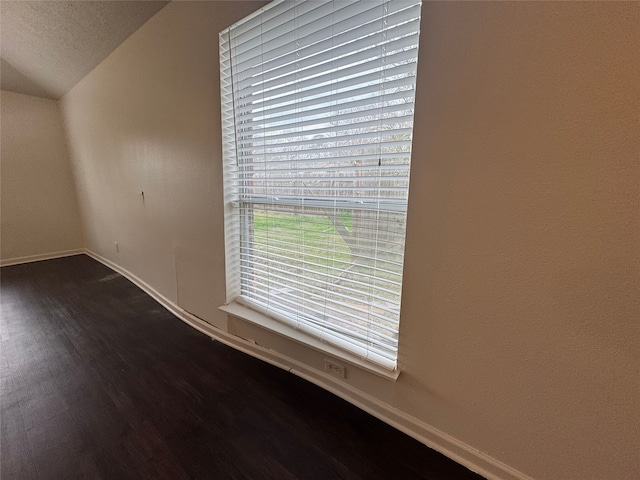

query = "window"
[220, 0, 421, 370]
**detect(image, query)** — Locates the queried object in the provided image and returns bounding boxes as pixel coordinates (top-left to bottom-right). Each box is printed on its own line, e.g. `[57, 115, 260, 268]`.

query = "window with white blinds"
[220, 0, 422, 370]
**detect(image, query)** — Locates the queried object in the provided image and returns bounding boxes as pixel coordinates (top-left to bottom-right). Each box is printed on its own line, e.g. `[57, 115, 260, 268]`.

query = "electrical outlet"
[115, 242, 119, 253]
[325, 359, 346, 379]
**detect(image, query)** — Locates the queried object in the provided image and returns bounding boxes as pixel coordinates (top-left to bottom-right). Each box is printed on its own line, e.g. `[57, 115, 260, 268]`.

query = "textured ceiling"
[1, 0, 169, 99]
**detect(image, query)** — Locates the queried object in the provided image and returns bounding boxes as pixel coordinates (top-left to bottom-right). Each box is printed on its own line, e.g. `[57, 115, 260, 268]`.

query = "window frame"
[219, 0, 421, 373]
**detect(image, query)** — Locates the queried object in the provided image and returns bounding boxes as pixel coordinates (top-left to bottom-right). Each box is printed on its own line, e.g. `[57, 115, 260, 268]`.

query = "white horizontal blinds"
[220, 0, 421, 369]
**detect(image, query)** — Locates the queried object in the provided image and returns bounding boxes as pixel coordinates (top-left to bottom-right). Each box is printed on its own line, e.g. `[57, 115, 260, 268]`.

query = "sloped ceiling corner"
[1, 0, 169, 99]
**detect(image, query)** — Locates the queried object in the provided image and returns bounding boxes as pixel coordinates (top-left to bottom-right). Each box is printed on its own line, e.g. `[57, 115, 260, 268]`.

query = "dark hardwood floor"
[1, 255, 484, 480]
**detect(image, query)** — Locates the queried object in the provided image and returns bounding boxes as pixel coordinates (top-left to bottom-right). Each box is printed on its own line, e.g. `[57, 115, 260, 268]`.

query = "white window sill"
[219, 301, 400, 382]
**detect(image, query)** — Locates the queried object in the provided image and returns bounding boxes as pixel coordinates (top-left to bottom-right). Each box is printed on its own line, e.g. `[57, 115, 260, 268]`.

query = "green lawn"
[252, 208, 353, 270]
[251, 208, 403, 299]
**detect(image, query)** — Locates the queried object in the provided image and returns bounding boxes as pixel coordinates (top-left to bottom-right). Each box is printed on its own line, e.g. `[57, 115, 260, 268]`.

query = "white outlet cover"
[325, 359, 346, 379]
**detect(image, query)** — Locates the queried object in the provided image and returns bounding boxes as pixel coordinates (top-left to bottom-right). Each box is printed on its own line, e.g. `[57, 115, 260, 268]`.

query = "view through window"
[220, 0, 422, 369]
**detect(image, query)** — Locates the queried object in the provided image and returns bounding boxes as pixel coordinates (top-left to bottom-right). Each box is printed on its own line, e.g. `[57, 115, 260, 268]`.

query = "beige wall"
[1, 90, 83, 262]
[60, 2, 639, 479]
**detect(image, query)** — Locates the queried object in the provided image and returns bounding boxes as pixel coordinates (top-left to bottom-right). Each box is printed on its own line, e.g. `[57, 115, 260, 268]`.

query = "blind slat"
[236, 63, 418, 117]
[235, 28, 420, 91]
[239, 275, 401, 333]
[237, 102, 415, 137]
[235, 5, 420, 80]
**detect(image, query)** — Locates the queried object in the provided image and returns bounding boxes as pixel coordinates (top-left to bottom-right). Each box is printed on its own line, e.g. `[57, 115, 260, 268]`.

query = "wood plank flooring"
[1, 255, 484, 480]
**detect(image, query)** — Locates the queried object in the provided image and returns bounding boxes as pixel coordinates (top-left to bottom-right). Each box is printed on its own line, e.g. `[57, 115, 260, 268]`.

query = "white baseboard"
[0, 249, 85, 267]
[85, 249, 531, 480]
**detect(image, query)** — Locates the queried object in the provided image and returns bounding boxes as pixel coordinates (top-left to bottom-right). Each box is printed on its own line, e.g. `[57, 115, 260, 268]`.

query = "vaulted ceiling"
[1, 0, 169, 99]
